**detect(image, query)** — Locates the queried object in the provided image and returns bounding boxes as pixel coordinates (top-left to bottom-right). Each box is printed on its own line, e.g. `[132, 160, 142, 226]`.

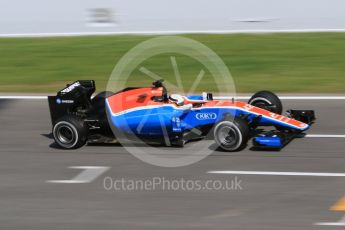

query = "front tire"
[53, 116, 87, 149]
[214, 118, 249, 152]
[248, 91, 283, 114]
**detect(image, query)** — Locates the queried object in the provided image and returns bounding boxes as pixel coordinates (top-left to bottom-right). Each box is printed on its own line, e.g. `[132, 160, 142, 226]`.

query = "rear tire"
[214, 118, 249, 152]
[53, 116, 87, 149]
[248, 91, 283, 114]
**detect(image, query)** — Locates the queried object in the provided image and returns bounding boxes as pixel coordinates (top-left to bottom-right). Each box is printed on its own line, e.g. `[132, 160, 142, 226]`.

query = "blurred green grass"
[0, 33, 345, 93]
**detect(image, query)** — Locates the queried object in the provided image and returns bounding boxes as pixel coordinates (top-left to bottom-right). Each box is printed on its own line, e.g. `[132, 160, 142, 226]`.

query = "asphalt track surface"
[0, 98, 345, 230]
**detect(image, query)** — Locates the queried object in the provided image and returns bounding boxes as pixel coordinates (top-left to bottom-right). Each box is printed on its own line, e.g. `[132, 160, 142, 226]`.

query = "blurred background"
[0, 0, 345, 92]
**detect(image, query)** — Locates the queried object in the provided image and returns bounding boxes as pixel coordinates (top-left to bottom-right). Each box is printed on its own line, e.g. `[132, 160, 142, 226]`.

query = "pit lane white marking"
[3, 29, 345, 38]
[314, 215, 345, 226]
[306, 134, 345, 138]
[208, 171, 345, 177]
[0, 96, 47, 99]
[47, 166, 110, 184]
[315, 222, 345, 226]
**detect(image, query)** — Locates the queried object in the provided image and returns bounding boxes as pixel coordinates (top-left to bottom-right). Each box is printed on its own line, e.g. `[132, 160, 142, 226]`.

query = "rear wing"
[48, 80, 95, 125]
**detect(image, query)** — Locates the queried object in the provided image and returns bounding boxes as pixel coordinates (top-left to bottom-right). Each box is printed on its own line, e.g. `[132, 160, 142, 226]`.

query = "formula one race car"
[48, 80, 315, 151]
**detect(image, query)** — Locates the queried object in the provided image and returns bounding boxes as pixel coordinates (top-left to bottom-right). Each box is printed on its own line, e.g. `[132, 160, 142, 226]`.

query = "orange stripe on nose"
[331, 196, 345, 211]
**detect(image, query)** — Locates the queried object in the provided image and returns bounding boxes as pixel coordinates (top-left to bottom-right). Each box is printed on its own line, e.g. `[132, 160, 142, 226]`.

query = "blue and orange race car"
[48, 80, 315, 151]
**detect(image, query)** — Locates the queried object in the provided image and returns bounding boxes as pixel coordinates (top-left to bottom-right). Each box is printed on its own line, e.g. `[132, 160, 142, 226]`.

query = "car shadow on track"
[41, 132, 173, 150]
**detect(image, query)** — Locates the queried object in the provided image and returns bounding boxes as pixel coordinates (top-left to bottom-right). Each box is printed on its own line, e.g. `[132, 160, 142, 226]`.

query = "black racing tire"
[214, 118, 250, 152]
[248, 91, 283, 114]
[53, 116, 87, 149]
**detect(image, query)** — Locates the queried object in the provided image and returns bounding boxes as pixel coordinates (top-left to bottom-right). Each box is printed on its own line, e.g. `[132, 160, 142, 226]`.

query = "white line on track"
[0, 96, 47, 99]
[3, 28, 345, 38]
[47, 166, 110, 184]
[306, 134, 345, 138]
[207, 171, 345, 177]
[314, 215, 345, 226]
[314, 222, 345, 226]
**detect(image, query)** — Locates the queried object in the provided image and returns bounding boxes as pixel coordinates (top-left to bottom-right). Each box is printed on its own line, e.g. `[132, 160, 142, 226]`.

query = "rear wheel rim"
[56, 125, 75, 144]
[53, 121, 79, 148]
